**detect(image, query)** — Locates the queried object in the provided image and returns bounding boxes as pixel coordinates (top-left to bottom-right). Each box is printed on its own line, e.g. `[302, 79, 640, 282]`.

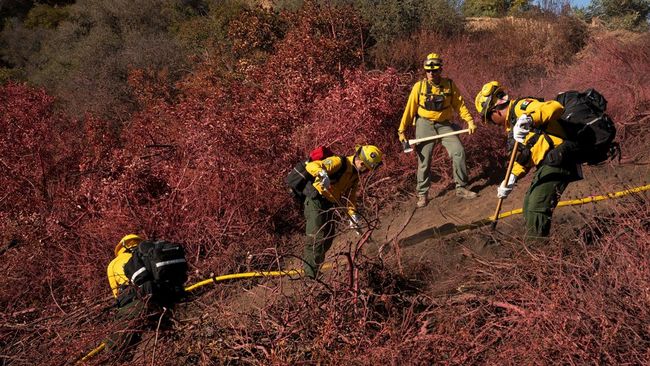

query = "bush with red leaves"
[2, 7, 649, 365]
[521, 32, 650, 162]
[384, 200, 650, 365]
[157, 200, 649, 365]
[0, 83, 84, 309]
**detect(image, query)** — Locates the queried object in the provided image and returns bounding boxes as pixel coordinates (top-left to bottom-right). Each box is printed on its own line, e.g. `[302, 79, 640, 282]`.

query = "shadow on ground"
[398, 218, 497, 248]
[398, 222, 458, 247]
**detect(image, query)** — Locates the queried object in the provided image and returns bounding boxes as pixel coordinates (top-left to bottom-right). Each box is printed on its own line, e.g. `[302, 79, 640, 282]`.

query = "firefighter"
[398, 53, 478, 208]
[105, 234, 147, 353]
[474, 81, 583, 240]
[302, 145, 383, 278]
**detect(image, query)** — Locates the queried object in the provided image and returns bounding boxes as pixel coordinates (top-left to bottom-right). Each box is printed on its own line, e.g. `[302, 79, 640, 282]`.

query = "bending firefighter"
[105, 234, 149, 355]
[105, 234, 187, 357]
[302, 145, 383, 278]
[398, 53, 478, 207]
[475, 81, 583, 240]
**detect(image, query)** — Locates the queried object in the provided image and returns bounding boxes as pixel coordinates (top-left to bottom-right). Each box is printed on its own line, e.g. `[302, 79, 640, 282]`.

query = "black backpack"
[284, 146, 348, 203]
[554, 89, 619, 165]
[122, 240, 188, 307]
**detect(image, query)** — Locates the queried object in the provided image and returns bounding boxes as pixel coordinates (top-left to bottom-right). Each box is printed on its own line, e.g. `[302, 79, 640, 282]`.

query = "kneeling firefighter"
[475, 81, 583, 240]
[302, 145, 383, 278]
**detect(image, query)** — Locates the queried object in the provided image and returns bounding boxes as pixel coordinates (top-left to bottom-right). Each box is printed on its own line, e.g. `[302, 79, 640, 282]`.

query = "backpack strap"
[447, 78, 454, 99]
[418, 79, 426, 108]
[531, 128, 555, 151]
[446, 78, 453, 110]
[508, 98, 523, 128]
[329, 156, 349, 182]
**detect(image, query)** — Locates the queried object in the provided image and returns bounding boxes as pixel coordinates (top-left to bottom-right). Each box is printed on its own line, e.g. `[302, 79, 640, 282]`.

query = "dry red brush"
[2, 8, 648, 365]
[147, 199, 649, 364]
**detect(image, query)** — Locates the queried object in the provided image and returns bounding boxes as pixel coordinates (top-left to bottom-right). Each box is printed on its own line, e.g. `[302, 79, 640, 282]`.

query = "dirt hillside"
[218, 159, 648, 322]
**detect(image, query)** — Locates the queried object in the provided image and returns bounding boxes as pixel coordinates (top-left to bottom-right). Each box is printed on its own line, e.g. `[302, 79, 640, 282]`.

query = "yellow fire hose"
[77, 183, 648, 363]
[422, 183, 650, 239]
[77, 342, 105, 364]
[184, 268, 303, 292]
[76, 264, 334, 364]
[184, 263, 340, 291]
[494, 183, 650, 221]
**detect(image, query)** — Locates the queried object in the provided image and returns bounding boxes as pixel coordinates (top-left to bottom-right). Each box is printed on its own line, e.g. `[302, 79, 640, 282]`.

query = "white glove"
[349, 214, 362, 230]
[317, 170, 330, 190]
[513, 114, 532, 143]
[497, 173, 517, 199]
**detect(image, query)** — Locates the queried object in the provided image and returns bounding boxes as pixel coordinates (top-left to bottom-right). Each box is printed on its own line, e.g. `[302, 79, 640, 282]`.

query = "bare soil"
[218, 161, 649, 318]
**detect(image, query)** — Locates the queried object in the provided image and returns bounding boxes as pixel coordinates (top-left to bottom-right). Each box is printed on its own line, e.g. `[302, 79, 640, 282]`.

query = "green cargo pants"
[414, 118, 469, 196]
[104, 298, 146, 353]
[523, 164, 577, 240]
[303, 195, 335, 278]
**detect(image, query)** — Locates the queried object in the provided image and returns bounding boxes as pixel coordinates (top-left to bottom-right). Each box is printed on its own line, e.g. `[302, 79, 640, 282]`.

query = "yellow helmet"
[114, 234, 143, 256]
[475, 81, 508, 123]
[357, 145, 383, 170]
[423, 53, 443, 71]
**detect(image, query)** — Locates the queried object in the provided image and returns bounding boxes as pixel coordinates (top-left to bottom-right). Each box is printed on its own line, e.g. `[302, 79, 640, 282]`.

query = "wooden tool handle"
[491, 142, 519, 230]
[407, 129, 470, 146]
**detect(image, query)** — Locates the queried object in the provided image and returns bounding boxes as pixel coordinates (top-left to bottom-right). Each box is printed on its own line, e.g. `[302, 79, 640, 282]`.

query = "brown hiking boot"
[456, 187, 477, 199]
[416, 195, 428, 208]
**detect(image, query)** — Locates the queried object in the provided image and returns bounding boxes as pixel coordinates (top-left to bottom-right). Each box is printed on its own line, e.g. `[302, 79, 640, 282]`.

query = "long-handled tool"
[491, 142, 519, 230]
[403, 128, 470, 153]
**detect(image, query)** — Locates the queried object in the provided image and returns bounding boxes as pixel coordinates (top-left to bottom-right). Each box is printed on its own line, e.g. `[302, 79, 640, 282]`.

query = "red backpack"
[309, 145, 334, 162]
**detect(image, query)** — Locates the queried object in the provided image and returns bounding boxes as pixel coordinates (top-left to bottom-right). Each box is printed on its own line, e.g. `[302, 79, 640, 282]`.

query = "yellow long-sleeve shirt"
[398, 78, 474, 134]
[506, 98, 567, 177]
[305, 155, 359, 216]
[107, 247, 131, 298]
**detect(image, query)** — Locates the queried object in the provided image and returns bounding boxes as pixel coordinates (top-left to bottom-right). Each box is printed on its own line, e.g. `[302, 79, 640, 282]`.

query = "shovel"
[491, 142, 519, 230]
[403, 129, 470, 153]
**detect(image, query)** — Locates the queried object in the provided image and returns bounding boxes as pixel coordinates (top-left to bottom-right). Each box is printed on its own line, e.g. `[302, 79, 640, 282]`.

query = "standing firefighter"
[398, 53, 478, 208]
[105, 234, 188, 354]
[474, 81, 583, 240]
[301, 145, 383, 278]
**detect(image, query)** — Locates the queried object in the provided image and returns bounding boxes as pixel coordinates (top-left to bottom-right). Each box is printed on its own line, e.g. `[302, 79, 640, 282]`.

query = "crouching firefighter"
[105, 234, 188, 354]
[297, 145, 383, 278]
[475, 81, 583, 240]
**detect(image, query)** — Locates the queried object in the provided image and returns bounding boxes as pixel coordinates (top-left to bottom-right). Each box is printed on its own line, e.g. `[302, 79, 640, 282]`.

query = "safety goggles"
[424, 60, 442, 69]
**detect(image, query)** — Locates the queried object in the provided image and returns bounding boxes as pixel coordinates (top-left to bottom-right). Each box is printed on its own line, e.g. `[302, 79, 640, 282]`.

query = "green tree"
[24, 4, 69, 29]
[586, 0, 650, 31]
[1, 0, 199, 118]
[352, 0, 420, 44]
[353, 0, 463, 45]
[420, 0, 464, 35]
[462, 0, 531, 17]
